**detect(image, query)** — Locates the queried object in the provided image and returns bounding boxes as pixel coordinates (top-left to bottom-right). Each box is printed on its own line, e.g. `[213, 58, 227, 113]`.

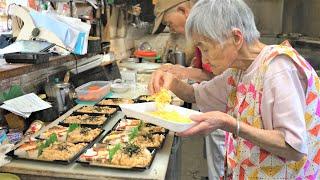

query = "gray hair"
[186, 0, 260, 44]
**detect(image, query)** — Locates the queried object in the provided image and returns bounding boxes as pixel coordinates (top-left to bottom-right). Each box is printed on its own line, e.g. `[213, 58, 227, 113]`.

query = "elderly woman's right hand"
[148, 70, 176, 94]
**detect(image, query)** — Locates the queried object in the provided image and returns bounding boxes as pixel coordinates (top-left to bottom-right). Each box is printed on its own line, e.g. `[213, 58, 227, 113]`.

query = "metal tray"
[7, 131, 105, 165]
[77, 145, 157, 171]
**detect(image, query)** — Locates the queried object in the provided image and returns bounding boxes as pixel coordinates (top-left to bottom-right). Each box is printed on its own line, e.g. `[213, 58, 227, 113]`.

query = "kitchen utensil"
[139, 42, 152, 51]
[55, 82, 74, 114]
[63, 71, 70, 84]
[45, 81, 74, 114]
[174, 51, 187, 67]
[87, 37, 102, 53]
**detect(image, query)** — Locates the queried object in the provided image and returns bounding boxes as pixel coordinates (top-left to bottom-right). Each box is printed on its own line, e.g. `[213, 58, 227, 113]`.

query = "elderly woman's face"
[195, 36, 239, 75]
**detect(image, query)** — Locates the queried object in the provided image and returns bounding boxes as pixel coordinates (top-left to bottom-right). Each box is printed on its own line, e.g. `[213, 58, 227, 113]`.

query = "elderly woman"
[148, 0, 320, 179]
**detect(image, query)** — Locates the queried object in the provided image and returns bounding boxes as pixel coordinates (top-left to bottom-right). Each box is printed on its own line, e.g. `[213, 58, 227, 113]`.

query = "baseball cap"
[152, 0, 189, 34]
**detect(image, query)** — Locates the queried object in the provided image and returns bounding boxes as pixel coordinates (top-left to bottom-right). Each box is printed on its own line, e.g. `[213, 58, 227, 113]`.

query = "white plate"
[120, 102, 202, 132]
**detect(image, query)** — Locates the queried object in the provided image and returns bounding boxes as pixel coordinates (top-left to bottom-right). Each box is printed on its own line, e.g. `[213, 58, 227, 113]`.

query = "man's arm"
[185, 67, 213, 82]
[161, 64, 213, 82]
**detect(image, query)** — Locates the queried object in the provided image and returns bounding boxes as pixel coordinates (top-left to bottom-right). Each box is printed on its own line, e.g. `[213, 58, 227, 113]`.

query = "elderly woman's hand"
[148, 69, 177, 94]
[177, 111, 234, 137]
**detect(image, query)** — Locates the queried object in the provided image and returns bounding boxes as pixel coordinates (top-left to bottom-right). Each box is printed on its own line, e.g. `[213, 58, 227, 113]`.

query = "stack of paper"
[0, 93, 52, 118]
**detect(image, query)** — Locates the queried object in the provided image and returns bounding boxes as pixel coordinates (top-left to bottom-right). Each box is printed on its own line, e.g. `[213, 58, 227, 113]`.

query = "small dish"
[111, 79, 130, 93]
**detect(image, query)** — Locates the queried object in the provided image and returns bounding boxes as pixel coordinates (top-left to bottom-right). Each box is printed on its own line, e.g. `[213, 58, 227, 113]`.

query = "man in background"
[153, 0, 213, 82]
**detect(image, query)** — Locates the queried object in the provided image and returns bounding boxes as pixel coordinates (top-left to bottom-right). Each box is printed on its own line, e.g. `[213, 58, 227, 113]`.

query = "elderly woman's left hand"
[177, 111, 234, 137]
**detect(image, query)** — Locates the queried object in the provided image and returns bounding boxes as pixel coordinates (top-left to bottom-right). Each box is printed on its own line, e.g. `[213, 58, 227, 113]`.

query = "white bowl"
[111, 83, 130, 93]
[120, 102, 202, 132]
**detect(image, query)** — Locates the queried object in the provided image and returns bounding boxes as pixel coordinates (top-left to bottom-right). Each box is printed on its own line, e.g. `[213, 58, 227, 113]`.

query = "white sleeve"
[262, 55, 308, 154]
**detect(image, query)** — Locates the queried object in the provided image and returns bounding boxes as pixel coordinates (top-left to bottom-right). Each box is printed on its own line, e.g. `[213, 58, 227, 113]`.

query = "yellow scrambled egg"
[149, 89, 192, 123]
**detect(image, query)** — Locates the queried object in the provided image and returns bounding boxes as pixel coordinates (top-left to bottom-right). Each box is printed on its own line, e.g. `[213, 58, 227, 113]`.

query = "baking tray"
[59, 111, 116, 129]
[7, 131, 106, 165]
[96, 98, 136, 107]
[77, 145, 157, 171]
[74, 106, 120, 116]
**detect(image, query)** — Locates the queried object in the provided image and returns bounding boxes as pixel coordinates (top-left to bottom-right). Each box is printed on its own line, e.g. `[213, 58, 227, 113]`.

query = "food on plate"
[98, 98, 134, 106]
[149, 89, 192, 123]
[78, 93, 101, 101]
[102, 130, 165, 148]
[39, 125, 68, 142]
[115, 118, 166, 133]
[152, 89, 171, 110]
[23, 120, 45, 142]
[102, 131, 127, 144]
[76, 106, 117, 115]
[67, 127, 102, 143]
[137, 95, 155, 102]
[39, 124, 101, 143]
[39, 142, 87, 161]
[79, 143, 152, 168]
[140, 126, 166, 134]
[77, 85, 108, 101]
[88, 86, 101, 91]
[14, 140, 42, 159]
[115, 118, 142, 131]
[113, 143, 151, 167]
[14, 133, 87, 161]
[132, 133, 165, 148]
[24, 120, 44, 136]
[64, 114, 106, 125]
[149, 110, 192, 123]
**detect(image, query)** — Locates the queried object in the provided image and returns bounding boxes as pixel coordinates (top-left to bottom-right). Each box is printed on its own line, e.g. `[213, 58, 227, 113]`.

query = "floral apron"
[223, 41, 320, 179]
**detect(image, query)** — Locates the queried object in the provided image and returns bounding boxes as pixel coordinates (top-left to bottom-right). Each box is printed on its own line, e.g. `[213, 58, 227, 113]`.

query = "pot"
[45, 82, 75, 114]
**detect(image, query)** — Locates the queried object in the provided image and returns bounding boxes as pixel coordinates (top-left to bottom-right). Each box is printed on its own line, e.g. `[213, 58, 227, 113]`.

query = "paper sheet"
[0, 93, 52, 118]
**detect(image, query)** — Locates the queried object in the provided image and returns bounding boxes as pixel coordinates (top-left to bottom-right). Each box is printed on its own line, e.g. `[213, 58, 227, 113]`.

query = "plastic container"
[76, 81, 111, 102]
